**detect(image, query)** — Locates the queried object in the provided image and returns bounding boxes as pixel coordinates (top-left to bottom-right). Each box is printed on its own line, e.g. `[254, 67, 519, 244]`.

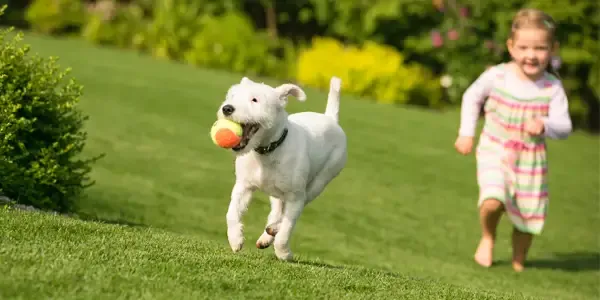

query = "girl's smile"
[507, 28, 556, 80]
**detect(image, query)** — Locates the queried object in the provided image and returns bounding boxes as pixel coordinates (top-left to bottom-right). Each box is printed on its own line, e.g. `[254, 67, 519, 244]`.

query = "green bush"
[0, 7, 102, 212]
[297, 37, 442, 108]
[79, 1, 297, 79]
[25, 0, 85, 35]
[80, 0, 243, 58]
[143, 0, 212, 60]
[184, 12, 296, 80]
[81, 1, 148, 50]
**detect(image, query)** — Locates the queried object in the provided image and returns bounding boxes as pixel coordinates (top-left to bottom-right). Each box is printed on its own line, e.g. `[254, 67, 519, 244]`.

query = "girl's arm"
[542, 83, 573, 139]
[458, 67, 497, 137]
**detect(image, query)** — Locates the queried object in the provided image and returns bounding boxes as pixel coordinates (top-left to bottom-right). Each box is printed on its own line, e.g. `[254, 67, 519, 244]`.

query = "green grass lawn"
[1, 33, 598, 300]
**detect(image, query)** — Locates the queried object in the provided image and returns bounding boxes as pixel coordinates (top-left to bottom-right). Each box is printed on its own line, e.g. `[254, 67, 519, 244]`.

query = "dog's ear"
[241, 77, 255, 85]
[275, 83, 306, 102]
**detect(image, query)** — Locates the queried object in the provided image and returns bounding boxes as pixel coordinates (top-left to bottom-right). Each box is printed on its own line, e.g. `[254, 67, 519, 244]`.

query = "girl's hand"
[454, 136, 474, 155]
[524, 118, 545, 136]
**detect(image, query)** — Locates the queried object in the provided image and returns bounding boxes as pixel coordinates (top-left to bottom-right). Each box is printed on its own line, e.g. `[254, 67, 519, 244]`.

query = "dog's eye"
[251, 98, 258, 103]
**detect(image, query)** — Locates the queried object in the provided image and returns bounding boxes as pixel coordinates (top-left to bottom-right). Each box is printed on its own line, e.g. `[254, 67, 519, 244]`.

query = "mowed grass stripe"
[1, 210, 526, 300]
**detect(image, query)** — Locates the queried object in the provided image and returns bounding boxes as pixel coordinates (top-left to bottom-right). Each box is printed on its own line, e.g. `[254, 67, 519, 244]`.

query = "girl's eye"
[251, 98, 258, 103]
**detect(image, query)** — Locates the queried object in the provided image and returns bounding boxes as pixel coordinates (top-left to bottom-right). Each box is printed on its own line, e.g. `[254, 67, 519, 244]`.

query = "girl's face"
[507, 28, 556, 79]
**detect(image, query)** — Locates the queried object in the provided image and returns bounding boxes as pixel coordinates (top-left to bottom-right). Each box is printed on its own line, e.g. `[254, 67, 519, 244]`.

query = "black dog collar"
[254, 128, 288, 155]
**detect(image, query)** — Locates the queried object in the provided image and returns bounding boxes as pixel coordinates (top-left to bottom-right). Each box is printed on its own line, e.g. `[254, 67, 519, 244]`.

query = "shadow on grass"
[277, 258, 345, 270]
[527, 251, 600, 272]
[289, 259, 404, 280]
[74, 212, 148, 228]
[497, 251, 600, 272]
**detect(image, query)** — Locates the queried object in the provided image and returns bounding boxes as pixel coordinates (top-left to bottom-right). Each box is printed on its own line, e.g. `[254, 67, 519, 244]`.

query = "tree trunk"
[263, 0, 278, 40]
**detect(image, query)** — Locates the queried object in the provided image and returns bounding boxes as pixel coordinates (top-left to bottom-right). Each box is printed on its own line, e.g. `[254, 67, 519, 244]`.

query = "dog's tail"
[325, 76, 341, 123]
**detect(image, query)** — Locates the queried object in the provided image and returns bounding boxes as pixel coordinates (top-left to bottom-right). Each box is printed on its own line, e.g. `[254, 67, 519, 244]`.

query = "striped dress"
[458, 63, 572, 235]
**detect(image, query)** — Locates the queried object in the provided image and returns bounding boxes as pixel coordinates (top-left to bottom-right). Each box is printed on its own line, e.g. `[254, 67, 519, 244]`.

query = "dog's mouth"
[232, 123, 260, 151]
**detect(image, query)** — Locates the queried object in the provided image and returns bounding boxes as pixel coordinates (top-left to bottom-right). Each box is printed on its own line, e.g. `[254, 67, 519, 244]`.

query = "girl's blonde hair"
[510, 8, 560, 79]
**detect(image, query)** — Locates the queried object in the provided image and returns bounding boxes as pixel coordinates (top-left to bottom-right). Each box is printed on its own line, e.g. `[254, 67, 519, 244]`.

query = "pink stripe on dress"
[504, 204, 546, 220]
[482, 132, 546, 151]
[478, 166, 547, 176]
[488, 94, 550, 111]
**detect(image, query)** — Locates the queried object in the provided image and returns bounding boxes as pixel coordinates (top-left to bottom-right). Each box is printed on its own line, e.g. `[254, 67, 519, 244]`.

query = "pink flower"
[459, 7, 469, 18]
[447, 29, 459, 41]
[431, 30, 443, 47]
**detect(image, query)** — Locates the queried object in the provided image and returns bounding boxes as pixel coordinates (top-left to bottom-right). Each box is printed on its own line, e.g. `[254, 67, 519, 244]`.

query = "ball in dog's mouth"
[232, 123, 260, 151]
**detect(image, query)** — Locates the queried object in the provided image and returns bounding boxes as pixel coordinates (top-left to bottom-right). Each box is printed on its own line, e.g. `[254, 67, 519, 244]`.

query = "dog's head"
[217, 77, 306, 154]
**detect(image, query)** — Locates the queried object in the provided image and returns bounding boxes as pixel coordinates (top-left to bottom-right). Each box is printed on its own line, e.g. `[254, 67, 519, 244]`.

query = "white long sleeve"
[458, 68, 497, 137]
[542, 83, 573, 139]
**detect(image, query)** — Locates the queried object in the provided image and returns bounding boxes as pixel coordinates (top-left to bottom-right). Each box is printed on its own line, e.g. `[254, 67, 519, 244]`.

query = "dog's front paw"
[227, 225, 244, 253]
[274, 243, 293, 261]
[265, 222, 280, 236]
[255, 232, 274, 249]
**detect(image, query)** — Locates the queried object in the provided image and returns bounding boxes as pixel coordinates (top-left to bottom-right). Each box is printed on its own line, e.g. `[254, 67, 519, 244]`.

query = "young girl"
[454, 8, 573, 272]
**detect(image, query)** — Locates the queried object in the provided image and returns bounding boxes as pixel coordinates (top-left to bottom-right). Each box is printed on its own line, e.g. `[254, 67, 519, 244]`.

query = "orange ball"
[210, 119, 243, 148]
[214, 128, 242, 148]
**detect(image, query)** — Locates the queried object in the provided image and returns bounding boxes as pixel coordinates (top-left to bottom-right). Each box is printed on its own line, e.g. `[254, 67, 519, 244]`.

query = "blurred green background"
[2, 0, 597, 132]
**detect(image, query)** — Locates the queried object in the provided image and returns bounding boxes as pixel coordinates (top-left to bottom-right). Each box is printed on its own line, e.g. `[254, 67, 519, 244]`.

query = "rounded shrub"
[25, 0, 85, 35]
[0, 6, 102, 213]
[297, 37, 443, 108]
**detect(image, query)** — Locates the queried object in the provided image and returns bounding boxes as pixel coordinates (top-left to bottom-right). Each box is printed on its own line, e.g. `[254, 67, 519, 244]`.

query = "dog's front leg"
[273, 192, 306, 261]
[256, 196, 284, 249]
[226, 182, 253, 252]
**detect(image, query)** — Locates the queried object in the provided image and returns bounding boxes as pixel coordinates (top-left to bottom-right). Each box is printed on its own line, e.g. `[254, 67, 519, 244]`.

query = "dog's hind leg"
[256, 196, 284, 249]
[273, 193, 306, 261]
[306, 147, 347, 203]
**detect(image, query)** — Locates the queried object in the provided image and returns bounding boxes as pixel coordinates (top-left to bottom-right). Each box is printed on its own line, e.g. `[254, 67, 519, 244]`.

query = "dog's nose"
[222, 104, 235, 116]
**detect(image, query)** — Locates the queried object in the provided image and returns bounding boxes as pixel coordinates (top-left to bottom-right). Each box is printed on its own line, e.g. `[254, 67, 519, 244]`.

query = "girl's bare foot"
[512, 228, 533, 272]
[474, 199, 504, 268]
[474, 237, 494, 267]
[512, 261, 525, 272]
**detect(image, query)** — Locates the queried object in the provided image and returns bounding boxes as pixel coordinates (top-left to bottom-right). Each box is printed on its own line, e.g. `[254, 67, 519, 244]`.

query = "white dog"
[216, 76, 347, 261]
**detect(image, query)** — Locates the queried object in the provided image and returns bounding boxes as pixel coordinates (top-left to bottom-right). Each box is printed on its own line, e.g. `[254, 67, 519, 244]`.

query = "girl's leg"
[475, 199, 504, 267]
[511, 228, 533, 272]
